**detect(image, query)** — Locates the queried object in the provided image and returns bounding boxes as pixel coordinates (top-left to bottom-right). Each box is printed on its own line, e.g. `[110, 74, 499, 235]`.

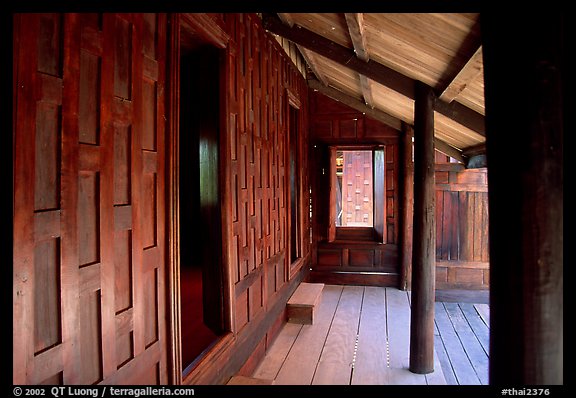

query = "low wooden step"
[227, 375, 275, 385]
[287, 282, 324, 325]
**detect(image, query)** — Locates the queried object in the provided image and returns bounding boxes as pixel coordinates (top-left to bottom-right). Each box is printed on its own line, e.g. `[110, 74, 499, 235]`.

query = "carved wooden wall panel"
[224, 14, 310, 335]
[13, 13, 167, 385]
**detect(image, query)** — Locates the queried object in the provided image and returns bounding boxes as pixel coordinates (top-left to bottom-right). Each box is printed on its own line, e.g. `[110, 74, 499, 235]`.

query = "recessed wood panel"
[78, 171, 100, 267]
[116, 331, 134, 369]
[34, 238, 61, 354]
[38, 13, 62, 77]
[318, 249, 342, 266]
[114, 16, 132, 100]
[248, 276, 264, 322]
[451, 267, 484, 285]
[349, 249, 374, 267]
[142, 80, 157, 151]
[114, 125, 131, 205]
[436, 267, 448, 284]
[236, 290, 249, 331]
[142, 172, 157, 249]
[338, 118, 360, 138]
[266, 259, 277, 297]
[232, 234, 240, 283]
[35, 102, 61, 211]
[79, 289, 103, 384]
[142, 13, 157, 59]
[79, 50, 101, 145]
[114, 230, 132, 313]
[144, 269, 159, 348]
[38, 372, 63, 385]
[313, 120, 333, 138]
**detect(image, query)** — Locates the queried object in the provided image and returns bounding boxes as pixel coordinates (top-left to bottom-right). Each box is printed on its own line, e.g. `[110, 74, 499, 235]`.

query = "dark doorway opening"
[179, 37, 224, 373]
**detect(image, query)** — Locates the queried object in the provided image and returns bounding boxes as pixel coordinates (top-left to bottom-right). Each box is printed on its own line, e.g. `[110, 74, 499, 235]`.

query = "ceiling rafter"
[344, 13, 375, 108]
[439, 45, 484, 104]
[344, 13, 369, 62]
[277, 13, 330, 86]
[309, 78, 401, 130]
[308, 79, 465, 163]
[262, 13, 485, 138]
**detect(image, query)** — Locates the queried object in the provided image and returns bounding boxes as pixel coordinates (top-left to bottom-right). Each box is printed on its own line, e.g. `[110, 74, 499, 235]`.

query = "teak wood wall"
[434, 155, 489, 290]
[14, 13, 311, 385]
[13, 13, 168, 384]
[225, 13, 310, 332]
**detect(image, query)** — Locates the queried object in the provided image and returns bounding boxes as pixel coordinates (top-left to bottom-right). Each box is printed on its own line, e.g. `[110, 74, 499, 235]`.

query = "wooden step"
[287, 282, 324, 325]
[227, 375, 275, 385]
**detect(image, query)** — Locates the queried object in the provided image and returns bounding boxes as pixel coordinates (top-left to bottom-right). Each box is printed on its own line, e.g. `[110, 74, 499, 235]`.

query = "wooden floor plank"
[254, 285, 486, 386]
[425, 342, 448, 385]
[312, 285, 364, 385]
[434, 335, 458, 385]
[460, 303, 489, 356]
[386, 288, 427, 385]
[434, 302, 481, 385]
[252, 322, 303, 380]
[474, 303, 490, 327]
[351, 286, 389, 385]
[444, 303, 489, 385]
[273, 285, 343, 385]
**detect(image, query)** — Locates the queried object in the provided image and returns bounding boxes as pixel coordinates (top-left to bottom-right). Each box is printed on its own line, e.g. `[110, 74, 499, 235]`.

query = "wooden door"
[13, 13, 168, 385]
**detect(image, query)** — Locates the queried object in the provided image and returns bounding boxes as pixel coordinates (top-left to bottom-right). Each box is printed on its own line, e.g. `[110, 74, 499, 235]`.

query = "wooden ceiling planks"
[363, 13, 481, 90]
[434, 112, 485, 149]
[288, 13, 352, 48]
[265, 13, 486, 153]
[370, 82, 414, 125]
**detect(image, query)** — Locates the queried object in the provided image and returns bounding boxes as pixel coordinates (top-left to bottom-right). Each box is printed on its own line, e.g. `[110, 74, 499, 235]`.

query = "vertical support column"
[400, 122, 414, 291]
[409, 82, 436, 374]
[482, 12, 563, 385]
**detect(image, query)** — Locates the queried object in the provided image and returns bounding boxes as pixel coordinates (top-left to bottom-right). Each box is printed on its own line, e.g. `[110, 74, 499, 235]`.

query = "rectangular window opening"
[335, 150, 374, 227]
[329, 146, 386, 243]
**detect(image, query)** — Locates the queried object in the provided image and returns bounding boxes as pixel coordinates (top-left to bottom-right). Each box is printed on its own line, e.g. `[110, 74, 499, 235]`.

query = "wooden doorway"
[175, 20, 226, 376]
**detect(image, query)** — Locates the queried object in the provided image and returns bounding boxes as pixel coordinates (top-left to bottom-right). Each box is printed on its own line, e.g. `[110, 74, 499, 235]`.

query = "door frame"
[165, 13, 232, 384]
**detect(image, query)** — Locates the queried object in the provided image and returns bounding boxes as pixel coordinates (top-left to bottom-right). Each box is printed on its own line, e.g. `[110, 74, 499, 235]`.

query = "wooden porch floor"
[252, 285, 490, 385]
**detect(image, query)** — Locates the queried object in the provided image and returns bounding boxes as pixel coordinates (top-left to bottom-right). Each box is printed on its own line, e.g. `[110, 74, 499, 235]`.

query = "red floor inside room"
[180, 266, 219, 369]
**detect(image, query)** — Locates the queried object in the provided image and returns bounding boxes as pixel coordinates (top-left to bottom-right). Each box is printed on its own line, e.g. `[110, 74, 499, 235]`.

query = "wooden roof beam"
[298, 46, 330, 86]
[262, 13, 485, 136]
[308, 79, 465, 163]
[344, 13, 369, 61]
[277, 13, 294, 27]
[277, 13, 330, 86]
[462, 142, 486, 157]
[309, 78, 401, 130]
[344, 13, 375, 108]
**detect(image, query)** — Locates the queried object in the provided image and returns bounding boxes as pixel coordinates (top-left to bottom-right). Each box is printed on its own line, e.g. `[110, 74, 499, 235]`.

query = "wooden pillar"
[482, 12, 563, 384]
[400, 122, 414, 291]
[409, 82, 436, 374]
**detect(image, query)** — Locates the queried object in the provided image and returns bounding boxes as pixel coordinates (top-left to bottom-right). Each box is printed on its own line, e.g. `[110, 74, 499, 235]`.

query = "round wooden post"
[409, 82, 436, 374]
[400, 122, 414, 291]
